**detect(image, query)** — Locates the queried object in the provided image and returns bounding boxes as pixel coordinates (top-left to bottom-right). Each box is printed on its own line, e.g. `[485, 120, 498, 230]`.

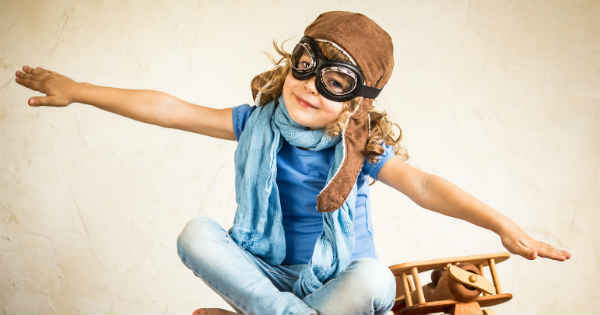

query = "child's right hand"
[15, 65, 78, 107]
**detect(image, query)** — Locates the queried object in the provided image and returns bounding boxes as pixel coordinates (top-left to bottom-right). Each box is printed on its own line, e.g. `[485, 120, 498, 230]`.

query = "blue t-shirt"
[232, 104, 394, 265]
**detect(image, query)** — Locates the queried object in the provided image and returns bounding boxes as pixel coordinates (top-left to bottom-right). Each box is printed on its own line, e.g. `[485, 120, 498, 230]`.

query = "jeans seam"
[178, 227, 252, 313]
[200, 273, 249, 314]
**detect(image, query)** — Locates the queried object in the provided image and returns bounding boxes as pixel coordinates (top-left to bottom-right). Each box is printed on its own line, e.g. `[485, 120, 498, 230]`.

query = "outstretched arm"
[15, 65, 235, 140]
[377, 156, 572, 261]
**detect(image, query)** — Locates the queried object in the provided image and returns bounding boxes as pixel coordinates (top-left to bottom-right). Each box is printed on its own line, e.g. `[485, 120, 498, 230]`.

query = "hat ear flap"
[317, 98, 371, 212]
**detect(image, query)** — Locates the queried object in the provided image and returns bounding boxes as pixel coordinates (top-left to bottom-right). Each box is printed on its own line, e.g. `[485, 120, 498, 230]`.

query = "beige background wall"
[1, 0, 598, 314]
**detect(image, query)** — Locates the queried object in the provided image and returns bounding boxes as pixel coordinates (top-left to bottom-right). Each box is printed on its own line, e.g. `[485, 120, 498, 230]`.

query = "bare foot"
[192, 307, 239, 315]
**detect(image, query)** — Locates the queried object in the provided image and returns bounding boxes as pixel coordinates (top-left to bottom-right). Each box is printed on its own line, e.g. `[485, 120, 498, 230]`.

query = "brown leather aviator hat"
[305, 11, 395, 212]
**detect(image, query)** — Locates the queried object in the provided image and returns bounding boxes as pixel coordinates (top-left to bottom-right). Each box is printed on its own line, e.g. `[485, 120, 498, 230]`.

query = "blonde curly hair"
[251, 40, 409, 167]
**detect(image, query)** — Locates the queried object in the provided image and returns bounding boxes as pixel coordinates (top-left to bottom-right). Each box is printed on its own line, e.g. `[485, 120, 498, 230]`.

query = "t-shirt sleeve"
[232, 104, 257, 141]
[362, 142, 395, 179]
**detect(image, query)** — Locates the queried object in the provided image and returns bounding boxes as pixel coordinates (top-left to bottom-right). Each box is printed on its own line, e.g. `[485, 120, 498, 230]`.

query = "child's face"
[282, 71, 345, 130]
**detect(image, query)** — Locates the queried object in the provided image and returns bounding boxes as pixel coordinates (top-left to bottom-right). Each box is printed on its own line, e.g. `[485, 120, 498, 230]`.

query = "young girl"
[16, 10, 570, 315]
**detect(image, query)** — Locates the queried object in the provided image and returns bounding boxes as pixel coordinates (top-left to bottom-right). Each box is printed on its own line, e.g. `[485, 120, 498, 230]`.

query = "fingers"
[28, 96, 45, 106]
[517, 237, 571, 262]
[535, 241, 571, 261]
[16, 69, 35, 82]
[507, 231, 572, 262]
[18, 66, 49, 79]
[16, 66, 50, 92]
[33, 66, 50, 75]
[15, 73, 35, 88]
[16, 69, 30, 79]
[28, 96, 64, 107]
[15, 71, 41, 91]
[22, 65, 48, 74]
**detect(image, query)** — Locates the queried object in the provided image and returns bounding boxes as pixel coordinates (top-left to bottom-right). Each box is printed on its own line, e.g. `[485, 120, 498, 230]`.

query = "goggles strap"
[359, 85, 381, 99]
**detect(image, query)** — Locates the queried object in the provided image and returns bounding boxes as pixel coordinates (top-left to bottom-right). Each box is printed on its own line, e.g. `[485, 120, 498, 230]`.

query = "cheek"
[282, 73, 297, 94]
[323, 102, 345, 117]
[282, 78, 290, 96]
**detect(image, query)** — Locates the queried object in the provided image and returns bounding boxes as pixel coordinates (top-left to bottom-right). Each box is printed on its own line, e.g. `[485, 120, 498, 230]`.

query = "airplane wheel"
[448, 263, 482, 302]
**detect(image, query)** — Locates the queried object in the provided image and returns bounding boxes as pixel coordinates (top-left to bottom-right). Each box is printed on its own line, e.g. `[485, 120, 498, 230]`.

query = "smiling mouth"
[295, 95, 318, 109]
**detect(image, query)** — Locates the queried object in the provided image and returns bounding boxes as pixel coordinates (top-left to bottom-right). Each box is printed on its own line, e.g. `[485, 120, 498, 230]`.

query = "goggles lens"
[291, 43, 315, 73]
[291, 42, 359, 97]
[321, 67, 357, 95]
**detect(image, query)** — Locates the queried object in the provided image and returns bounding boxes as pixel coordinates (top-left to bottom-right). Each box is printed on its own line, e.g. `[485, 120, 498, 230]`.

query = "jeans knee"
[350, 258, 396, 311]
[176, 216, 226, 261]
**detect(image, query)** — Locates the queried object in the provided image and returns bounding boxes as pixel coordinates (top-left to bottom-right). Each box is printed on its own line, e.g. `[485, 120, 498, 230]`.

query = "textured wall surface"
[1, 0, 598, 314]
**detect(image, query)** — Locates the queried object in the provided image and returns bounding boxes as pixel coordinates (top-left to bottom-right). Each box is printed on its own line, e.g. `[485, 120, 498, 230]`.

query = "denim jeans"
[177, 216, 396, 315]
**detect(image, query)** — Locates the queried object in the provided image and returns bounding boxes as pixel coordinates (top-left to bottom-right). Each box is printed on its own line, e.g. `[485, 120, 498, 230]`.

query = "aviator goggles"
[291, 36, 382, 102]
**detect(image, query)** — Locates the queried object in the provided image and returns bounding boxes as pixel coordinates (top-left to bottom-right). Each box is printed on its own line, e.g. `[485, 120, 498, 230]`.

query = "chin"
[281, 95, 307, 125]
[288, 109, 317, 129]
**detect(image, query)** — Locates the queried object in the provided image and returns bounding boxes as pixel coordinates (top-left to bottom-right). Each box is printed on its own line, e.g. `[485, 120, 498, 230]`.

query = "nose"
[302, 76, 319, 95]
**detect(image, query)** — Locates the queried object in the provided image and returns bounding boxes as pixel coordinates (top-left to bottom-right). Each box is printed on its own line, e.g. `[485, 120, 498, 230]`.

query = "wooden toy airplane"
[388, 252, 512, 315]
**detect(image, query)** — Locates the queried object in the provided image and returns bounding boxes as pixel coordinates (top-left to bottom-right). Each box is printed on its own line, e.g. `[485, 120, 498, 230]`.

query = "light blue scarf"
[229, 95, 357, 298]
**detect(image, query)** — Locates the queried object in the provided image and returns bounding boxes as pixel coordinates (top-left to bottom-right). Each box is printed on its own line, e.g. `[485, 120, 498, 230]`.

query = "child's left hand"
[499, 222, 571, 261]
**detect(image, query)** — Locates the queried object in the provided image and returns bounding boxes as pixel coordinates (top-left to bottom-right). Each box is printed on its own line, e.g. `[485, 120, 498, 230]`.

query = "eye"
[326, 78, 351, 93]
[298, 61, 311, 70]
[321, 68, 356, 94]
[328, 79, 343, 89]
[295, 53, 313, 71]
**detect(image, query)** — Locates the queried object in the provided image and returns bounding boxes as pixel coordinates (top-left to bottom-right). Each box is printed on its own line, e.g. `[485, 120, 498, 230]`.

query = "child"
[16, 10, 570, 315]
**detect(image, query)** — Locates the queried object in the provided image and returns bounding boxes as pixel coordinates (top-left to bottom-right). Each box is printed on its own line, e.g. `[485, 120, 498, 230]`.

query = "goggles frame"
[291, 36, 381, 102]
